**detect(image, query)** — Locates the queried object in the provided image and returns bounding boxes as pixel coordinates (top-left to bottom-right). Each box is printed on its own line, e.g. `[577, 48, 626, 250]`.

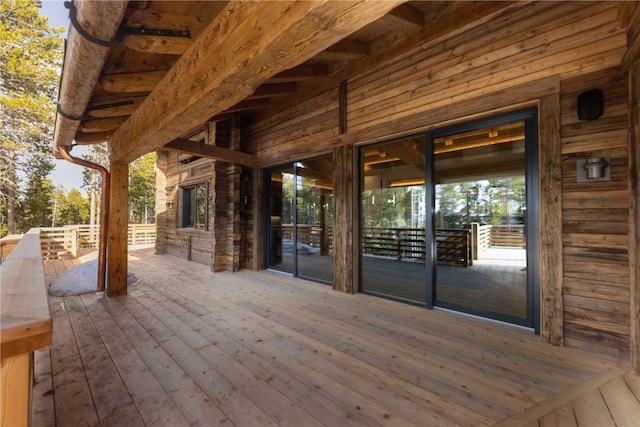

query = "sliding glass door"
[359, 109, 538, 329]
[427, 110, 538, 328]
[360, 136, 427, 304]
[266, 155, 333, 284]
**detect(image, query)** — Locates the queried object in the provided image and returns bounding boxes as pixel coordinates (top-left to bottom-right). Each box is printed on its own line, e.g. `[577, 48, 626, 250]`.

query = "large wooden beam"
[629, 60, 640, 372]
[100, 70, 167, 94]
[122, 35, 192, 55]
[107, 162, 129, 297]
[164, 138, 256, 167]
[53, 0, 128, 156]
[539, 93, 563, 346]
[109, 1, 404, 164]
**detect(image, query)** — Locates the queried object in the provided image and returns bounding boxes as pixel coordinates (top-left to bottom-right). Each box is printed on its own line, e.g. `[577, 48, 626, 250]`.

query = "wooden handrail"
[1, 228, 52, 426]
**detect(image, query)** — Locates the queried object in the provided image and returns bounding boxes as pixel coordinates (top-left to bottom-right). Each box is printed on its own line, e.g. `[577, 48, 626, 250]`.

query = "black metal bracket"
[65, 1, 191, 50]
[120, 27, 190, 38]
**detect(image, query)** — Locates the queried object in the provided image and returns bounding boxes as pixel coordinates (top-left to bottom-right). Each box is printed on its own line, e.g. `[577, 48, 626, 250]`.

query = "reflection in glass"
[267, 155, 334, 284]
[433, 121, 528, 321]
[268, 167, 294, 273]
[296, 157, 334, 283]
[360, 136, 427, 303]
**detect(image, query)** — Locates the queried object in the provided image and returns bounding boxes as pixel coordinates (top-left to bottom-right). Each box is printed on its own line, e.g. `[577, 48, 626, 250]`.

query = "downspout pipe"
[59, 146, 110, 298]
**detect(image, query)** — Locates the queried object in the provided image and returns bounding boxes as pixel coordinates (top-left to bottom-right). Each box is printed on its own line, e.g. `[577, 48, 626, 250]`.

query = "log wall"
[243, 2, 633, 356]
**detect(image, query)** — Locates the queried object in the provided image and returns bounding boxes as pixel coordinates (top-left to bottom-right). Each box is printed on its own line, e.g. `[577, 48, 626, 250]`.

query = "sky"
[40, 1, 91, 193]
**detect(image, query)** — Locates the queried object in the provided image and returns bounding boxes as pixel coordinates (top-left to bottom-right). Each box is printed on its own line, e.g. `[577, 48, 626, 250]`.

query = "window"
[182, 183, 208, 229]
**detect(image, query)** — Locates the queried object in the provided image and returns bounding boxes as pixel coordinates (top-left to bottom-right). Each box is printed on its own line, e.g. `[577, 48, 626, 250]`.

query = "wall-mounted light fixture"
[577, 157, 610, 182]
[166, 201, 174, 208]
[577, 89, 604, 121]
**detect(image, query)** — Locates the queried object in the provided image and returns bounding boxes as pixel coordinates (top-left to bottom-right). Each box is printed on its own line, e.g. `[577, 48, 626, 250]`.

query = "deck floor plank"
[129, 287, 327, 427]
[116, 290, 280, 427]
[49, 296, 100, 427]
[140, 283, 447, 426]
[31, 348, 54, 427]
[99, 296, 233, 427]
[538, 404, 577, 427]
[38, 249, 635, 427]
[572, 388, 616, 427]
[599, 376, 640, 427]
[63, 296, 145, 427]
[79, 293, 191, 427]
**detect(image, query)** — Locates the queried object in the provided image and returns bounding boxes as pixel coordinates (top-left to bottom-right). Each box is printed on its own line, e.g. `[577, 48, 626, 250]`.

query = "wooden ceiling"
[69, 1, 513, 160]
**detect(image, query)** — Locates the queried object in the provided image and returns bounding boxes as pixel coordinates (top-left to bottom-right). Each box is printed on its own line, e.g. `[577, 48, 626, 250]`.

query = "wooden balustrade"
[0, 229, 51, 426]
[38, 224, 157, 260]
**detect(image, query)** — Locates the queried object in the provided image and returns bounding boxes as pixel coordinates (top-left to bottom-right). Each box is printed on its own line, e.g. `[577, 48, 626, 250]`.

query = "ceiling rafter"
[163, 138, 256, 167]
[109, 0, 405, 163]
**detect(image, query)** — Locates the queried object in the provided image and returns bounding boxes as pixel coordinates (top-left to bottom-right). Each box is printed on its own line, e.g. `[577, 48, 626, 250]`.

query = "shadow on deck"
[34, 248, 638, 426]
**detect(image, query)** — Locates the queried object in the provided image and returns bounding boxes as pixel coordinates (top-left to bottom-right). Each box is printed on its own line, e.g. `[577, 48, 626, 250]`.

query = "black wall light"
[577, 88, 604, 121]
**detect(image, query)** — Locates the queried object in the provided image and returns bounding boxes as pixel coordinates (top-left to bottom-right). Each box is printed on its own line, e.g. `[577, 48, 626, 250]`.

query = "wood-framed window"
[182, 182, 208, 229]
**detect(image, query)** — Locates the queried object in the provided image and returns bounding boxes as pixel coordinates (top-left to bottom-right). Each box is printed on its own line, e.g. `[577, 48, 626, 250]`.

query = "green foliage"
[16, 156, 54, 230]
[57, 188, 90, 225]
[0, 0, 63, 235]
[129, 152, 156, 224]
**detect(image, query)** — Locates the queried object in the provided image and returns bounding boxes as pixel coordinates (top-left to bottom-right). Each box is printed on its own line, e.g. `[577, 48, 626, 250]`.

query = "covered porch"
[34, 248, 638, 426]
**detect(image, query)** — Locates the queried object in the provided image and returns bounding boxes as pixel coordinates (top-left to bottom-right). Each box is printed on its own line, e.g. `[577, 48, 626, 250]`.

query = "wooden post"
[333, 145, 358, 293]
[155, 150, 168, 254]
[1, 353, 31, 427]
[629, 60, 640, 372]
[539, 93, 564, 346]
[107, 161, 129, 297]
[70, 227, 78, 258]
[251, 166, 264, 271]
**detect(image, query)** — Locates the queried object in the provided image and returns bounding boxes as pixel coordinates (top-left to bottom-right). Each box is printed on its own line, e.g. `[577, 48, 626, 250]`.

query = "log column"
[629, 60, 639, 371]
[155, 150, 168, 254]
[333, 145, 358, 293]
[108, 161, 129, 296]
[539, 93, 564, 346]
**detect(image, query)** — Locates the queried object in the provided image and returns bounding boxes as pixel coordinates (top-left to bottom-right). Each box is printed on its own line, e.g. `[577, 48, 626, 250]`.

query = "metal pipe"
[59, 146, 110, 297]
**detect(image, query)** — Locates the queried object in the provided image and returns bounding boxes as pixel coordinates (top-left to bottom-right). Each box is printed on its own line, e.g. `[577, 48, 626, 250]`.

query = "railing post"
[70, 227, 78, 258]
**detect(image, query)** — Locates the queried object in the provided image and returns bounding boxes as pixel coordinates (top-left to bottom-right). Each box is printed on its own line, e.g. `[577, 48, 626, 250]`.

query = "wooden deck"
[34, 248, 638, 426]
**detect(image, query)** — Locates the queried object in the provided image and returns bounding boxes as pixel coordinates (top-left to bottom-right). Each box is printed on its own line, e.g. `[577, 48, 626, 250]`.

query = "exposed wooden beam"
[86, 96, 146, 118]
[79, 117, 128, 133]
[100, 70, 167, 93]
[74, 131, 113, 144]
[109, 0, 405, 163]
[53, 0, 128, 156]
[249, 83, 298, 99]
[269, 64, 330, 83]
[387, 4, 425, 28]
[221, 98, 271, 114]
[124, 10, 203, 33]
[315, 39, 370, 60]
[122, 35, 192, 55]
[164, 138, 256, 167]
[629, 60, 640, 371]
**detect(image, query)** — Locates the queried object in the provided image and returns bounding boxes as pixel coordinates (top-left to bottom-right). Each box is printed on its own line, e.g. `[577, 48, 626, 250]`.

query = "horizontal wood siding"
[161, 142, 216, 267]
[241, 2, 633, 356]
[245, 87, 338, 165]
[561, 68, 630, 357]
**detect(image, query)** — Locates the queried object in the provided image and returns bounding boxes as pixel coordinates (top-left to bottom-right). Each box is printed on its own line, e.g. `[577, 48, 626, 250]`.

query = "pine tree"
[0, 0, 63, 235]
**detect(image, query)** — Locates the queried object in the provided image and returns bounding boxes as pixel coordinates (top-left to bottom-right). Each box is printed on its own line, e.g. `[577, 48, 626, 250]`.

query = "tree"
[58, 188, 89, 225]
[16, 156, 54, 231]
[129, 152, 156, 224]
[0, 0, 63, 236]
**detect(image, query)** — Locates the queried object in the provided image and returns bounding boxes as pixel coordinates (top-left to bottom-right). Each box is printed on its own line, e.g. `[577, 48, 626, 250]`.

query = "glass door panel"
[432, 120, 530, 324]
[268, 166, 294, 273]
[296, 156, 334, 283]
[360, 136, 427, 303]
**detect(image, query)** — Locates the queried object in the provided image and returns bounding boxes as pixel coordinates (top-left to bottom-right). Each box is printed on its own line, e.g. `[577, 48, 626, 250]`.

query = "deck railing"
[275, 224, 523, 266]
[38, 224, 156, 260]
[0, 229, 52, 426]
